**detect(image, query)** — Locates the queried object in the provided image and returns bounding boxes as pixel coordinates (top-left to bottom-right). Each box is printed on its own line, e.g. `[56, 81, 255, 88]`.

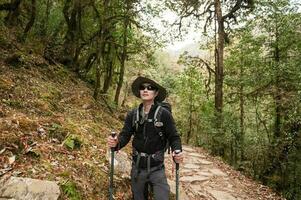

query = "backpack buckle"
[154, 121, 163, 127]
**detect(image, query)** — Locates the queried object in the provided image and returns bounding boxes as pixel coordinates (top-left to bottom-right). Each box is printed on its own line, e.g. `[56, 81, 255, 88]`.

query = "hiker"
[107, 76, 183, 200]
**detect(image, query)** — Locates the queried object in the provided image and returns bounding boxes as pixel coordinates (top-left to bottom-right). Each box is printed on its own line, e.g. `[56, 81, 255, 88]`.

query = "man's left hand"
[172, 151, 184, 164]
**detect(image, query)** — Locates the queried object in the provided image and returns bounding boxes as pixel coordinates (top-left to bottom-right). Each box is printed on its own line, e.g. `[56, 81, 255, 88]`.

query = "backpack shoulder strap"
[154, 106, 172, 153]
[154, 105, 162, 122]
[132, 107, 140, 132]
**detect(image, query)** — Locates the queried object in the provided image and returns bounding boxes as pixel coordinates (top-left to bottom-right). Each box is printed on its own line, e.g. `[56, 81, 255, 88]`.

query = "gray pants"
[131, 165, 170, 200]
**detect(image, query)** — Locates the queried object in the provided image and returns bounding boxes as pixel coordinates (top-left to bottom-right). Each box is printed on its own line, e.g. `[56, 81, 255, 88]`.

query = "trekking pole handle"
[174, 150, 181, 154]
[174, 150, 181, 170]
[110, 131, 117, 151]
[111, 131, 117, 137]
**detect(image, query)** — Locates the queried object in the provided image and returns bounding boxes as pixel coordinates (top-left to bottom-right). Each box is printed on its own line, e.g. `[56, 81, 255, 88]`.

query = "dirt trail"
[165, 145, 284, 200]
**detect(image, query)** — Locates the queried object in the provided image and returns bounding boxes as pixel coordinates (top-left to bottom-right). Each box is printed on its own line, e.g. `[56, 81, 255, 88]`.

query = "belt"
[133, 149, 164, 181]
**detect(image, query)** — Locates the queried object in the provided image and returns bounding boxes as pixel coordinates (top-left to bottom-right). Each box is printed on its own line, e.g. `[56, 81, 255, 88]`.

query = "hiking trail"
[164, 145, 284, 200]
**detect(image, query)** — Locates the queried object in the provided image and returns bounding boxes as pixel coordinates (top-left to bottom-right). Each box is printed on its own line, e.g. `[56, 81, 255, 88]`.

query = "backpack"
[132, 102, 172, 153]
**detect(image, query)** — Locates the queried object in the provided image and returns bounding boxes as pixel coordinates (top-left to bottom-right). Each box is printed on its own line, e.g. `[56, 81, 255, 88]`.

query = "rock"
[199, 160, 213, 165]
[107, 149, 131, 178]
[82, 104, 92, 109]
[198, 171, 213, 177]
[180, 176, 209, 183]
[206, 189, 237, 200]
[187, 152, 206, 158]
[209, 168, 227, 176]
[184, 163, 200, 169]
[0, 177, 60, 200]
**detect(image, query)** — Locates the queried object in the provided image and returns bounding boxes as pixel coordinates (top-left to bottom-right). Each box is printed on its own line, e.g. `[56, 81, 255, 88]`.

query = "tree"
[224, 0, 301, 197]
[166, 0, 255, 156]
[176, 52, 207, 144]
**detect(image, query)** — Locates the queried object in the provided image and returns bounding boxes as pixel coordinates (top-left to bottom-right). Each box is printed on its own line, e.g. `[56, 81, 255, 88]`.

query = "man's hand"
[107, 134, 118, 148]
[172, 150, 184, 164]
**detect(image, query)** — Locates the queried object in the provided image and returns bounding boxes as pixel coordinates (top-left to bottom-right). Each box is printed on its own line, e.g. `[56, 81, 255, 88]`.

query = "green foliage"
[222, 0, 301, 198]
[63, 134, 82, 150]
[173, 53, 208, 144]
[61, 180, 82, 200]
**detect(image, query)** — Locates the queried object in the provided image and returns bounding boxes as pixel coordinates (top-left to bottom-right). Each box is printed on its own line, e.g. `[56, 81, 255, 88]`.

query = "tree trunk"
[94, 0, 109, 100]
[84, 53, 97, 73]
[4, 0, 22, 27]
[114, 15, 129, 105]
[239, 57, 245, 160]
[213, 0, 225, 156]
[40, 0, 51, 35]
[63, 0, 81, 68]
[22, 0, 36, 41]
[121, 82, 128, 107]
[274, 43, 281, 139]
[215, 0, 224, 115]
[102, 43, 114, 95]
[263, 16, 286, 187]
[186, 79, 193, 144]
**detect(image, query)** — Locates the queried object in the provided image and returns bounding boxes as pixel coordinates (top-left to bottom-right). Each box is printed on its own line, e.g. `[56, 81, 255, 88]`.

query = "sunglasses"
[139, 85, 157, 91]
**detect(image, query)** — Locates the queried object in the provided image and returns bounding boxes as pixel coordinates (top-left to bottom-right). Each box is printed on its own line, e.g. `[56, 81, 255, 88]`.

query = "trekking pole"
[109, 131, 117, 200]
[174, 150, 181, 200]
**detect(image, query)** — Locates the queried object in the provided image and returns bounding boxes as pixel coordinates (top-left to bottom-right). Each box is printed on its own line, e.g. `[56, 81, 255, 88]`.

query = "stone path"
[165, 145, 284, 200]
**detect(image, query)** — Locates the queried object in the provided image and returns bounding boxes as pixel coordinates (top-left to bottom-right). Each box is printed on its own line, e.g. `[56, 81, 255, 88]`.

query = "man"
[107, 76, 183, 200]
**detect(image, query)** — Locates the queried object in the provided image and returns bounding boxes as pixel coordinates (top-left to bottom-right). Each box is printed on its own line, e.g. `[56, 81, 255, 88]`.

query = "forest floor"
[165, 145, 285, 200]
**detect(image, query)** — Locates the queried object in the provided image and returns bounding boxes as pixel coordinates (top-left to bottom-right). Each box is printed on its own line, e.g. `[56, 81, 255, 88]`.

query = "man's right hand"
[107, 135, 118, 148]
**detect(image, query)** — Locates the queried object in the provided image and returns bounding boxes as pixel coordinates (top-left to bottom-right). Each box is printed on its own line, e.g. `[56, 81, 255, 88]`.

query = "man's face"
[139, 83, 158, 101]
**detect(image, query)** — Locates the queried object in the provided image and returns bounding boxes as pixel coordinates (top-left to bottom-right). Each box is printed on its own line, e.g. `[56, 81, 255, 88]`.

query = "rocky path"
[165, 145, 284, 200]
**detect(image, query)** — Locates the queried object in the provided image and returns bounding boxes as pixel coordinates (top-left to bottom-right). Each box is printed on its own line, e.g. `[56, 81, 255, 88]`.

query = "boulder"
[107, 149, 131, 178]
[0, 177, 60, 200]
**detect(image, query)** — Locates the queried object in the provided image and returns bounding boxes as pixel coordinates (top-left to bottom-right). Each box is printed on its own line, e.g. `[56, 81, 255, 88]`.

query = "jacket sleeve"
[115, 110, 134, 151]
[163, 110, 182, 152]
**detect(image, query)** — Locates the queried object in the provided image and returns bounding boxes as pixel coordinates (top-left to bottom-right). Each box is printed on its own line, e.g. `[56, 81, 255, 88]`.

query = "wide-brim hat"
[131, 76, 167, 102]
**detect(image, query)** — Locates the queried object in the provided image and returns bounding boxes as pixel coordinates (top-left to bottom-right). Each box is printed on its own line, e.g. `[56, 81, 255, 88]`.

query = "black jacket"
[116, 103, 182, 167]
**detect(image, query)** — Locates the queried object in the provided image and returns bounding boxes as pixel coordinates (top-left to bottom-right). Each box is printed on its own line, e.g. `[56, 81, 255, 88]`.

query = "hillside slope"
[0, 38, 132, 199]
